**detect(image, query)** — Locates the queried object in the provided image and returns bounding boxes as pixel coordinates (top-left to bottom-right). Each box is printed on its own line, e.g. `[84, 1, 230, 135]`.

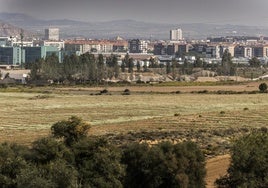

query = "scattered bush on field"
[259, 82, 267, 93]
[29, 95, 51, 100]
[122, 88, 130, 95]
[100, 89, 109, 94]
[197, 90, 209, 94]
[220, 111, 225, 114]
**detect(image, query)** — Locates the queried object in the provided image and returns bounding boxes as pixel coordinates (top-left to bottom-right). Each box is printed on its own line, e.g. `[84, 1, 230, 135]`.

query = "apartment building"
[170, 28, 182, 41]
[153, 43, 188, 57]
[220, 45, 235, 57]
[129, 39, 148, 54]
[205, 45, 220, 58]
[65, 40, 128, 54]
[45, 28, 60, 41]
[234, 46, 252, 58]
[24, 46, 62, 63]
[0, 46, 23, 65]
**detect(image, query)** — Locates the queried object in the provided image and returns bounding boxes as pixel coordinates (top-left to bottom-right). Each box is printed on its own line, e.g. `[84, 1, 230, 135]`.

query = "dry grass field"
[0, 84, 267, 144]
[0, 82, 268, 187]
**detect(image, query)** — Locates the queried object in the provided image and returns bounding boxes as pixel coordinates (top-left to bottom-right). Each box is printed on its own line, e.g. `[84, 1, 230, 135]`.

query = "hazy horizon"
[0, 0, 268, 26]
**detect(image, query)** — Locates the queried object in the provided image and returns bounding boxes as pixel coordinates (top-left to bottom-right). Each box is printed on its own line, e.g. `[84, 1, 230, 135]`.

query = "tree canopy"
[216, 132, 268, 188]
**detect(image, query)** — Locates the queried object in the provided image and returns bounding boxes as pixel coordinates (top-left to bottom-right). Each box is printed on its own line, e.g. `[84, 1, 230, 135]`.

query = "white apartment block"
[170, 28, 182, 41]
[139, 40, 148, 54]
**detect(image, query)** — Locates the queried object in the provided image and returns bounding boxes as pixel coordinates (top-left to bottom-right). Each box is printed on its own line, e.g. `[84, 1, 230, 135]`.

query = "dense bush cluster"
[0, 116, 206, 188]
[216, 132, 268, 188]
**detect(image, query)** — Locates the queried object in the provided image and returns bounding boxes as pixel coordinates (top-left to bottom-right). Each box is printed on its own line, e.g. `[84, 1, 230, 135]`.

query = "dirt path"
[206, 154, 231, 188]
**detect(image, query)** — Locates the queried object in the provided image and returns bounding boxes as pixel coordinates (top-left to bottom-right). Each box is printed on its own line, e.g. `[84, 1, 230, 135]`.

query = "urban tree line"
[26, 50, 265, 84]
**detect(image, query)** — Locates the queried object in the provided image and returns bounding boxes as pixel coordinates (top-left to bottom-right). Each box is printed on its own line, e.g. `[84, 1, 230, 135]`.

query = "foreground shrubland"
[0, 116, 206, 188]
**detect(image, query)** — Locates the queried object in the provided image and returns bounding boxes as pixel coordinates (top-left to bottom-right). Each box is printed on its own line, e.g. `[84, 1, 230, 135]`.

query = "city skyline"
[0, 0, 268, 26]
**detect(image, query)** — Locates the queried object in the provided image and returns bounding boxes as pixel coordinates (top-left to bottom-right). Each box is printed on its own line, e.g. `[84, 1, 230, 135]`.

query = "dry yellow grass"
[0, 90, 268, 145]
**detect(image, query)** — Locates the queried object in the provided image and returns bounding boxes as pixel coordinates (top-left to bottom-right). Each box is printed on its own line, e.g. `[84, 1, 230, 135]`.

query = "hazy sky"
[0, 0, 268, 25]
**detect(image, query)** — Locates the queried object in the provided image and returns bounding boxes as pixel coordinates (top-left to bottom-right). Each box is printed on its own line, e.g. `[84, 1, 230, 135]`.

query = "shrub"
[73, 138, 124, 188]
[216, 132, 268, 187]
[124, 89, 130, 93]
[100, 89, 108, 94]
[122, 88, 130, 95]
[51, 116, 91, 146]
[198, 90, 208, 94]
[136, 80, 145, 84]
[122, 142, 206, 188]
[259, 83, 267, 93]
[220, 111, 225, 114]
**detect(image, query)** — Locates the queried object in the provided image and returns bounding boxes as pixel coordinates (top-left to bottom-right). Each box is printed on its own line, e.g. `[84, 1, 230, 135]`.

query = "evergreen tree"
[249, 57, 261, 67]
[166, 62, 171, 74]
[194, 57, 203, 68]
[97, 54, 105, 82]
[29, 58, 43, 81]
[42, 53, 61, 82]
[128, 58, 134, 73]
[62, 55, 77, 81]
[112, 55, 120, 78]
[221, 49, 233, 76]
[136, 61, 141, 72]
[171, 58, 177, 79]
[121, 61, 126, 73]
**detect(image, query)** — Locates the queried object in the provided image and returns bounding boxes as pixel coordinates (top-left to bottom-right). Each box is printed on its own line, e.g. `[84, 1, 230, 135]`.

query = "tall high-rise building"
[170, 28, 182, 41]
[45, 28, 60, 41]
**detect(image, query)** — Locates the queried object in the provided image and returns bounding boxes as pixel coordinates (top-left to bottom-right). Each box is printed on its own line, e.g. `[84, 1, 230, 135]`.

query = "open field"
[0, 83, 268, 187]
[0, 85, 268, 145]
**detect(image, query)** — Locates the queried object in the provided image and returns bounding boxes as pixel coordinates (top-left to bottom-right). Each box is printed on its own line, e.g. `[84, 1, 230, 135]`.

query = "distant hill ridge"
[0, 20, 23, 37]
[1, 12, 268, 39]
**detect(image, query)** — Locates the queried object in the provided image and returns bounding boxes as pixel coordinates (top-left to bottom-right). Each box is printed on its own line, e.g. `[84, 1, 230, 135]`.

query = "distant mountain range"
[1, 12, 268, 40]
[0, 20, 33, 38]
